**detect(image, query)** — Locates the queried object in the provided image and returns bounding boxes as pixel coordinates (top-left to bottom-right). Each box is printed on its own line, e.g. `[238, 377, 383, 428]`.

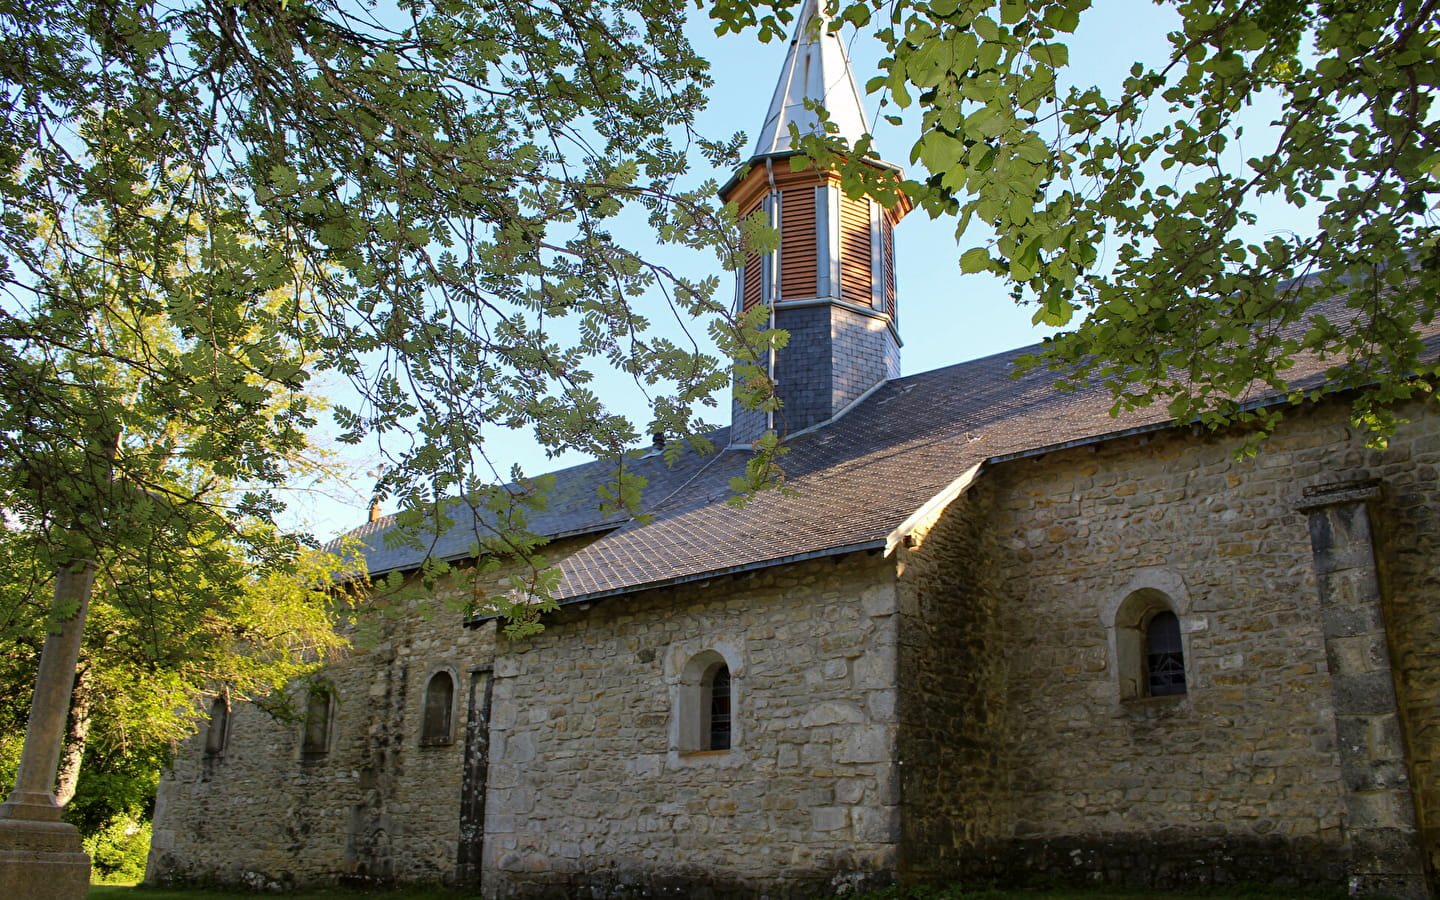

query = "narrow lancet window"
[422, 670, 455, 745]
[707, 664, 731, 751]
[302, 684, 334, 761]
[204, 695, 229, 757]
[1146, 611, 1187, 696]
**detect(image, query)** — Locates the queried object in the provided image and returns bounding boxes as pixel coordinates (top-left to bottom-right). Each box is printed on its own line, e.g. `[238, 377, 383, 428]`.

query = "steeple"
[722, 0, 911, 445]
[752, 0, 871, 157]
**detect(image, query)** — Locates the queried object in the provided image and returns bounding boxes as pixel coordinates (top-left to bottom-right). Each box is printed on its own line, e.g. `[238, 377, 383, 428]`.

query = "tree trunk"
[53, 661, 92, 809]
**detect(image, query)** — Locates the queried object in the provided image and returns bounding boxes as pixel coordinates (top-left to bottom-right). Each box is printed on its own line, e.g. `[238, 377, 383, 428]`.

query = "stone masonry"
[148, 398, 1440, 897]
[984, 416, 1350, 881]
[149, 546, 907, 897]
[482, 551, 902, 898]
[884, 400, 1440, 891]
[148, 561, 510, 889]
[1298, 481, 1427, 898]
[893, 474, 1009, 881]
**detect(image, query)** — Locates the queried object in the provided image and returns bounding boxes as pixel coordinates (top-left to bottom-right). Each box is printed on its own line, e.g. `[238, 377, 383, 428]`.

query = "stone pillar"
[455, 665, 493, 885]
[1298, 481, 1431, 899]
[0, 561, 96, 900]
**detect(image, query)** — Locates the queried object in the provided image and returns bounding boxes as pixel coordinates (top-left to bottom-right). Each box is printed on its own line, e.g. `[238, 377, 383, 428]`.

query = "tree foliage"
[0, 522, 365, 858]
[714, 0, 1440, 439]
[0, 0, 767, 841]
[0, 196, 369, 841]
[1, 0, 766, 574]
[0, 0, 791, 719]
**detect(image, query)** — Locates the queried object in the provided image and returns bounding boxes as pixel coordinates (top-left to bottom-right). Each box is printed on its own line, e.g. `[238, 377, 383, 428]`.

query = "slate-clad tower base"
[764, 303, 900, 435]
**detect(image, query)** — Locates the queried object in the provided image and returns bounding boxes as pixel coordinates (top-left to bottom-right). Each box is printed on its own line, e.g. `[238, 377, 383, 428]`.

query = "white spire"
[751, 0, 871, 158]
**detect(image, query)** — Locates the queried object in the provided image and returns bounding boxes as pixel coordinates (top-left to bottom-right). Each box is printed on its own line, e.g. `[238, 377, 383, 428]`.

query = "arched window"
[301, 683, 335, 761]
[421, 670, 455, 745]
[204, 695, 229, 757]
[1114, 588, 1188, 700]
[706, 663, 731, 752]
[676, 649, 738, 755]
[1145, 611, 1187, 696]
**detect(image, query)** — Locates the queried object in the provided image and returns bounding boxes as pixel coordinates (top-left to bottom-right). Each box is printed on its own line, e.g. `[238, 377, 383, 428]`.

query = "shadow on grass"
[849, 886, 1350, 900]
[88, 886, 475, 900]
[88, 884, 1352, 900]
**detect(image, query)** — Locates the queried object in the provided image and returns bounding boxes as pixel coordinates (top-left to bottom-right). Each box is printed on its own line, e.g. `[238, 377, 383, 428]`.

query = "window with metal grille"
[676, 649, 737, 756]
[1114, 585, 1190, 702]
[707, 664, 731, 751]
[1145, 611, 1187, 696]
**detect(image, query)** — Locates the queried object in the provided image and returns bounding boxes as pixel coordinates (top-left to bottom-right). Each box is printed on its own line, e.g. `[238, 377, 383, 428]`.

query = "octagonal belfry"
[721, 0, 912, 444]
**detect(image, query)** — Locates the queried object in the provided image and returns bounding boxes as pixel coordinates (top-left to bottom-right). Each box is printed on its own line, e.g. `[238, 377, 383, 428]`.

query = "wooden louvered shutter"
[741, 201, 764, 312]
[839, 195, 873, 307]
[882, 217, 896, 319]
[779, 188, 817, 301]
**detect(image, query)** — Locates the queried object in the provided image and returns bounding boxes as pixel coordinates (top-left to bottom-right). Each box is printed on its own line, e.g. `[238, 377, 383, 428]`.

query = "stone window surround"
[667, 639, 747, 768]
[420, 666, 460, 747]
[1105, 567, 1199, 703]
[203, 693, 230, 758]
[301, 682, 337, 762]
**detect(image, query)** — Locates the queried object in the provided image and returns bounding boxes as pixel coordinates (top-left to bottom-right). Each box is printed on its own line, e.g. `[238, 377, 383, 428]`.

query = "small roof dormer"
[751, 0, 871, 158]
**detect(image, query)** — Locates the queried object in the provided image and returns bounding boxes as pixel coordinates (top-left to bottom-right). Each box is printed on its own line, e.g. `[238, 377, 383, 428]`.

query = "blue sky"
[293, 0, 1319, 537]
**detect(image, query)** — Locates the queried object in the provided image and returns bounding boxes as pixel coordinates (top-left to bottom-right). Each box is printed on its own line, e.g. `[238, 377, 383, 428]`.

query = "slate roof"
[336, 337, 1278, 602]
[333, 434, 730, 579]
[333, 284, 1437, 604]
[545, 344, 1166, 601]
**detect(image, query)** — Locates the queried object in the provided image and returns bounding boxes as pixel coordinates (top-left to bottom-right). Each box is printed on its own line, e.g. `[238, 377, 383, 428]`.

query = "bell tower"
[722, 0, 911, 444]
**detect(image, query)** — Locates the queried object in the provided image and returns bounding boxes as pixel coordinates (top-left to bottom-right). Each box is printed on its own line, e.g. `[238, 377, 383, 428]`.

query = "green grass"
[87, 886, 1351, 900]
[847, 887, 1348, 900]
[88, 887, 472, 900]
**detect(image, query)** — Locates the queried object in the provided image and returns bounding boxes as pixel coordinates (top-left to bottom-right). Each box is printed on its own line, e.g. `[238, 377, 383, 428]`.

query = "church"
[147, 4, 1440, 897]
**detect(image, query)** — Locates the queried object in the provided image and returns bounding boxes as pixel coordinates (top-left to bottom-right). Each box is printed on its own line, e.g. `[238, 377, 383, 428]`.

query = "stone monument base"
[0, 803, 91, 900]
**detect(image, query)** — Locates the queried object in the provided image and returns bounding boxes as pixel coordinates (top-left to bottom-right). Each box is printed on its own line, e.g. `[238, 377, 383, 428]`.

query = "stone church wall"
[979, 410, 1348, 886]
[481, 550, 903, 899]
[1358, 406, 1440, 881]
[900, 399, 1440, 890]
[893, 478, 1011, 881]
[147, 397, 1440, 897]
[147, 560, 507, 888]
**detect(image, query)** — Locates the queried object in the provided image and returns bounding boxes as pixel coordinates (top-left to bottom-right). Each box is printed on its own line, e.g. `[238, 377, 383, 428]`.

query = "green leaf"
[961, 247, 992, 273]
[918, 132, 966, 173]
[1037, 42, 1068, 67]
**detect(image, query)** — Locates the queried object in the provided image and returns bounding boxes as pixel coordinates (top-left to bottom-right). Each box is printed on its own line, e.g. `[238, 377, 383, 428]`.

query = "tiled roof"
[336, 290, 1431, 602]
[548, 343, 1165, 600]
[336, 340, 1168, 597]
